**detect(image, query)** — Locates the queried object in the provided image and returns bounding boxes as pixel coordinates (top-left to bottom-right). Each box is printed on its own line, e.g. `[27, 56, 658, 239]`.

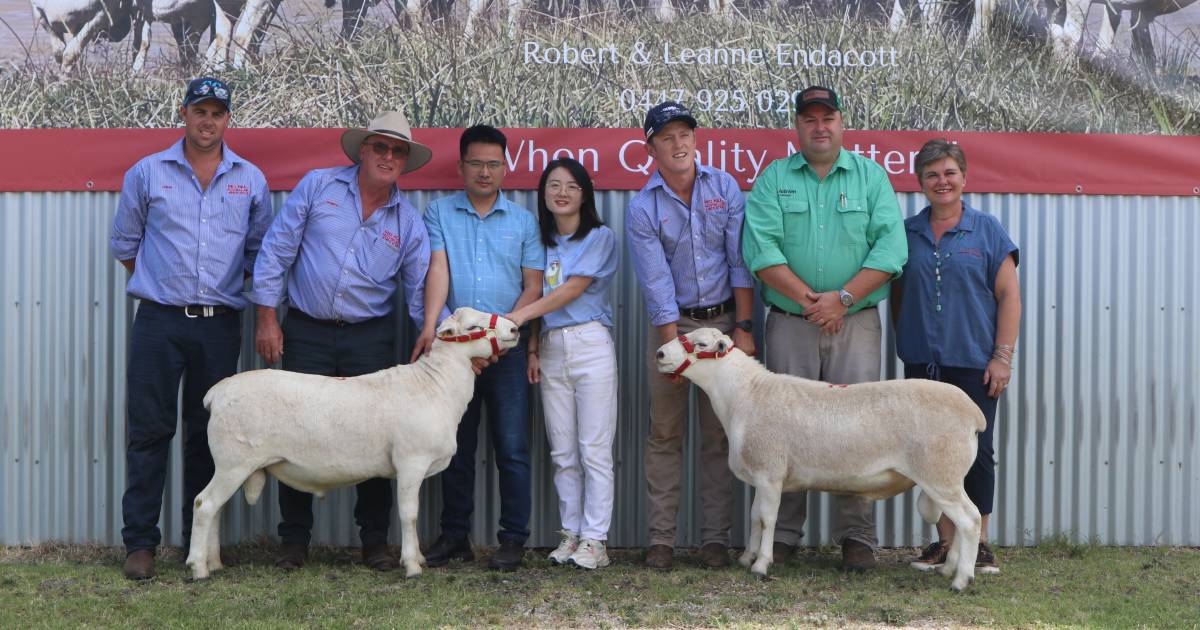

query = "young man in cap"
[111, 77, 273, 580]
[626, 101, 755, 570]
[741, 85, 908, 572]
[251, 110, 438, 572]
[417, 125, 544, 572]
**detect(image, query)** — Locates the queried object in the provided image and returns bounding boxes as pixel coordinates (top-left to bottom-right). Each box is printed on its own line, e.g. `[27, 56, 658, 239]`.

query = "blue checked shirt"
[424, 191, 544, 315]
[251, 166, 431, 326]
[110, 139, 273, 310]
[625, 163, 754, 326]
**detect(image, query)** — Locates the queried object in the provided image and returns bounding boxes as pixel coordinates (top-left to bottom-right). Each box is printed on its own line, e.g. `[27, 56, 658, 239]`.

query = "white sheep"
[185, 307, 519, 580]
[655, 328, 985, 591]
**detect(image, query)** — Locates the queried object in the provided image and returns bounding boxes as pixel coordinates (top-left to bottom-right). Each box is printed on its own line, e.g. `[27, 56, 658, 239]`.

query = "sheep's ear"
[716, 335, 733, 353]
[436, 317, 459, 337]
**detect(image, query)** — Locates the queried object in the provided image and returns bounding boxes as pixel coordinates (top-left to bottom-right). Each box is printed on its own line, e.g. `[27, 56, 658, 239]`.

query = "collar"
[162, 138, 238, 173]
[340, 165, 402, 211]
[453, 190, 511, 218]
[670, 334, 728, 377]
[787, 148, 851, 175]
[907, 203, 980, 236]
[436, 313, 503, 356]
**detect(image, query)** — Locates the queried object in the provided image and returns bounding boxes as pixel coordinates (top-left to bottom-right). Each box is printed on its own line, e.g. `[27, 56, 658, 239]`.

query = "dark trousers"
[121, 301, 241, 553]
[276, 311, 397, 547]
[439, 345, 531, 544]
[904, 363, 998, 514]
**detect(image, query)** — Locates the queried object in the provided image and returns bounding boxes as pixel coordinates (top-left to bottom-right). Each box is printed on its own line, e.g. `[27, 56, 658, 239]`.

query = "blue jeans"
[121, 301, 242, 553]
[438, 345, 531, 544]
[904, 363, 998, 514]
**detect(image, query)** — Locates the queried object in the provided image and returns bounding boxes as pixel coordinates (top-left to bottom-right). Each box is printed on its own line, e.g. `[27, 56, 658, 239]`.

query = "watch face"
[839, 291, 853, 306]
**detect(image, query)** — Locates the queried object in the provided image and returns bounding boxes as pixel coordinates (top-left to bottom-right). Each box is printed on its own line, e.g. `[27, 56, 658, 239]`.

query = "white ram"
[185, 307, 519, 579]
[655, 328, 985, 591]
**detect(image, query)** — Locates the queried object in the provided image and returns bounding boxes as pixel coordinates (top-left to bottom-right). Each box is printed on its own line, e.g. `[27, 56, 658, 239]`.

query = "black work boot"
[424, 535, 474, 568]
[488, 540, 525, 571]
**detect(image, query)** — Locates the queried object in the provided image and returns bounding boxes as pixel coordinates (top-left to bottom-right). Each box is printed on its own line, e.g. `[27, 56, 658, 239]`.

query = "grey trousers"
[644, 313, 736, 547]
[764, 307, 882, 549]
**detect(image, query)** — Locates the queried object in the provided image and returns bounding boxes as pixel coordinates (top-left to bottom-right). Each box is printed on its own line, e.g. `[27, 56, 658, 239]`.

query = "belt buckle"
[184, 305, 215, 318]
[184, 305, 198, 319]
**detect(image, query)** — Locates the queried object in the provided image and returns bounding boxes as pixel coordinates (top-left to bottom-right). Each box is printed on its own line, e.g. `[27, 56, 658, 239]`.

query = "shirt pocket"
[360, 234, 400, 284]
[837, 198, 869, 244]
[781, 199, 809, 235]
[943, 249, 988, 290]
[215, 185, 253, 237]
[704, 209, 730, 250]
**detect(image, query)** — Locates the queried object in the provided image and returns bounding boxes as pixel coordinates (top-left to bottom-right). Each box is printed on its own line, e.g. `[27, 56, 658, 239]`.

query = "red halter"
[671, 335, 729, 376]
[437, 313, 503, 356]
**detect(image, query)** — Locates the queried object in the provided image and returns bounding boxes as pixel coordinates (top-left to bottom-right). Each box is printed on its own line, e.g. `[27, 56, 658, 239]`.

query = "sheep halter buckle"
[437, 313, 503, 356]
[672, 335, 728, 376]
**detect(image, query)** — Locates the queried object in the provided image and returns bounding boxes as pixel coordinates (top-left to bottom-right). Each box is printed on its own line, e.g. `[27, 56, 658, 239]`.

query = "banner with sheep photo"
[1, 0, 1198, 193]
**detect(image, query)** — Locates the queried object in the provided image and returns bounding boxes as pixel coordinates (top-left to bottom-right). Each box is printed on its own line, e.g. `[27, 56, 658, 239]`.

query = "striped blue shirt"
[250, 166, 431, 326]
[543, 225, 618, 330]
[625, 163, 754, 326]
[424, 191, 544, 314]
[110, 139, 273, 310]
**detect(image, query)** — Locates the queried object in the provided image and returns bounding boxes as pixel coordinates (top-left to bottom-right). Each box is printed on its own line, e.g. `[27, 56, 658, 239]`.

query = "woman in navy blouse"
[891, 139, 1022, 575]
[507, 158, 619, 570]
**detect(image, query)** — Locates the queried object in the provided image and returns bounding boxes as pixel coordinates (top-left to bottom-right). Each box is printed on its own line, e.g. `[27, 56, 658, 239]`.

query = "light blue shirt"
[895, 204, 1019, 370]
[625, 163, 754, 326]
[251, 166, 431, 327]
[542, 225, 618, 330]
[424, 191, 544, 314]
[110, 139, 273, 310]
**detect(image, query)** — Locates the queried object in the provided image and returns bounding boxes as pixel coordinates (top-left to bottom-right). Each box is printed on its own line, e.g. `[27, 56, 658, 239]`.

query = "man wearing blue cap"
[111, 77, 273, 580]
[626, 102, 756, 570]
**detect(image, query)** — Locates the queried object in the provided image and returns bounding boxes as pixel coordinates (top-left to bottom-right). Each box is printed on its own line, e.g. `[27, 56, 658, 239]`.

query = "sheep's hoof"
[938, 562, 956, 578]
[750, 560, 771, 577]
[404, 564, 423, 578]
[950, 576, 970, 592]
[738, 551, 755, 567]
[188, 565, 210, 581]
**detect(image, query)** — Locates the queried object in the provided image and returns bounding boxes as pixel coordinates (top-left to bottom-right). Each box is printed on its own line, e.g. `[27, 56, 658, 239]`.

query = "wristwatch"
[735, 319, 753, 332]
[838, 289, 856, 307]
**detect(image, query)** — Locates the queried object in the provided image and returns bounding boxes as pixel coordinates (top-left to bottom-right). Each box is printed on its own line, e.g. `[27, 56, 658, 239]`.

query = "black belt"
[680, 297, 735, 321]
[288, 309, 375, 327]
[144, 301, 234, 318]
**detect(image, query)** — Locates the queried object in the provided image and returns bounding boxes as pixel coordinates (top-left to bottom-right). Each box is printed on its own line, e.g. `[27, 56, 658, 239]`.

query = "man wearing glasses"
[250, 110, 438, 572]
[111, 77, 273, 580]
[418, 125, 545, 571]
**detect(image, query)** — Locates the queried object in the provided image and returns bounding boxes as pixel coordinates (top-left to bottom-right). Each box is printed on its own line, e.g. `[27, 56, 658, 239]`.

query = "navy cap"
[794, 85, 841, 114]
[182, 77, 232, 111]
[643, 101, 697, 140]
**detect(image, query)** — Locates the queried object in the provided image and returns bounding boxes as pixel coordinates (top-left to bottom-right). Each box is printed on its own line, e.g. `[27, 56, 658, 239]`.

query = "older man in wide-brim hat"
[249, 110, 440, 572]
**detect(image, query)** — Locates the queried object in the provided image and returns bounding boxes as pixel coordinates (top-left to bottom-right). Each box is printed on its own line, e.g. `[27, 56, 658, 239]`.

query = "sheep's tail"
[202, 377, 234, 411]
[917, 489, 942, 524]
[973, 407, 986, 433]
[242, 470, 267, 505]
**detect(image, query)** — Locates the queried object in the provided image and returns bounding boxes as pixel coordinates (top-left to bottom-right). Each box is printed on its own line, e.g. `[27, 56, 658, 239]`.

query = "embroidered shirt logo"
[226, 183, 250, 195]
[382, 230, 401, 249]
[957, 248, 983, 258]
[703, 198, 727, 212]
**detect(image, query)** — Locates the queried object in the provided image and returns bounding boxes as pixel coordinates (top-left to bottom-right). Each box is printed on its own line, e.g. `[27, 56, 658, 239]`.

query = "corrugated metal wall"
[2, 189, 1197, 549]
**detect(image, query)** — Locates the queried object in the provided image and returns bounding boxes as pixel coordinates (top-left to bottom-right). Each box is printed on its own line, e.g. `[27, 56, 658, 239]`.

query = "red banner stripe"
[2, 128, 1197, 196]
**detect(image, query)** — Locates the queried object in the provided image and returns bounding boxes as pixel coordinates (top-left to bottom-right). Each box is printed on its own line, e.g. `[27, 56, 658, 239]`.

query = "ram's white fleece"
[656, 328, 986, 591]
[185, 308, 519, 580]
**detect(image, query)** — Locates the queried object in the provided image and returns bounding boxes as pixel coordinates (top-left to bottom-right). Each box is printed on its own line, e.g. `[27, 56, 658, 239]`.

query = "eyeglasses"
[367, 141, 409, 160]
[546, 181, 582, 194]
[463, 160, 505, 172]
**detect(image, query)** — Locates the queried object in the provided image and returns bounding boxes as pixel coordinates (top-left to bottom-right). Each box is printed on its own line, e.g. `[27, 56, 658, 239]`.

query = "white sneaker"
[569, 538, 610, 570]
[548, 530, 579, 565]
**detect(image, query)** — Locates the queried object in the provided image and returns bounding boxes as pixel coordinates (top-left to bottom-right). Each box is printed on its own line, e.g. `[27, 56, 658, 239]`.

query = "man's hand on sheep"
[732, 328, 756, 356]
[803, 291, 848, 336]
[255, 306, 284, 365]
[410, 328, 436, 364]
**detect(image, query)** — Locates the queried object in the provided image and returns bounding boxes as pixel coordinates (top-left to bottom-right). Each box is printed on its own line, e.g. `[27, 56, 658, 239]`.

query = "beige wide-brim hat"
[340, 110, 433, 174]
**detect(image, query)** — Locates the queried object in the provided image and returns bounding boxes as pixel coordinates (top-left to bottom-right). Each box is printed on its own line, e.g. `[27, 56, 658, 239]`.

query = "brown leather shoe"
[275, 543, 308, 570]
[699, 542, 730, 568]
[772, 541, 796, 564]
[841, 539, 876, 573]
[123, 549, 155, 580]
[362, 543, 397, 572]
[645, 544, 674, 570]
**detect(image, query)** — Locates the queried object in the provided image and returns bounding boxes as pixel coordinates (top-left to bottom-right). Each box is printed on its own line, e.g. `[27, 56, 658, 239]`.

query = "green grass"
[1, 6, 1197, 133]
[3, 541, 1198, 628]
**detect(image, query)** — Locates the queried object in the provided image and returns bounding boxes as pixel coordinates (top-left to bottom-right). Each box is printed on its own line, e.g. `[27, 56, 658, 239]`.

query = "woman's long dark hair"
[536, 157, 603, 249]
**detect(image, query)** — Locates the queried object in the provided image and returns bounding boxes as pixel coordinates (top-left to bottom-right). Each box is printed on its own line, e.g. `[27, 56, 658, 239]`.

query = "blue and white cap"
[182, 77, 232, 111]
[643, 101, 697, 140]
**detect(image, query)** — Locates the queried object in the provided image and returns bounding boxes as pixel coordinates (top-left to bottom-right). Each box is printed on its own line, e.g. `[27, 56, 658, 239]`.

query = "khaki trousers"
[644, 312, 735, 547]
[765, 307, 882, 549]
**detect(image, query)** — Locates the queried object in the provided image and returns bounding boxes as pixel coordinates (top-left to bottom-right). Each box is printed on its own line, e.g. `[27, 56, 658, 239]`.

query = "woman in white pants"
[507, 157, 618, 569]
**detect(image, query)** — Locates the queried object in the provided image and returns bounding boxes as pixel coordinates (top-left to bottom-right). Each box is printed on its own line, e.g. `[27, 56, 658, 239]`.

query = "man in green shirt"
[742, 85, 908, 572]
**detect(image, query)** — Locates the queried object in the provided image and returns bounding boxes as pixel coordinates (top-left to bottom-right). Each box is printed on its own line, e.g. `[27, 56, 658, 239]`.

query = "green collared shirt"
[742, 149, 908, 314]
